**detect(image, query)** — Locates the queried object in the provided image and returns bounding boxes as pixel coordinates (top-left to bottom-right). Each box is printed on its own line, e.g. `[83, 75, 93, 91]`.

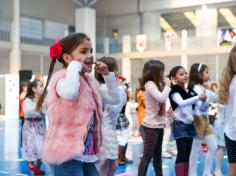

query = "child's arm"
[106, 85, 127, 114]
[56, 61, 82, 100]
[172, 93, 199, 107]
[194, 85, 208, 110]
[100, 73, 120, 105]
[23, 98, 41, 118]
[145, 81, 171, 103]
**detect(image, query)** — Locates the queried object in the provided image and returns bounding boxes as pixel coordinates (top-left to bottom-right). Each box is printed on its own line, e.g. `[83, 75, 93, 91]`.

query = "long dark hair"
[140, 59, 165, 91]
[36, 33, 90, 111]
[95, 56, 117, 84]
[20, 81, 28, 94]
[188, 63, 208, 90]
[26, 80, 38, 99]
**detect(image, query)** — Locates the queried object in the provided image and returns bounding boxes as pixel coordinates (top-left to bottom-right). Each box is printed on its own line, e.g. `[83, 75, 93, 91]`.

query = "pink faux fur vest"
[41, 69, 103, 165]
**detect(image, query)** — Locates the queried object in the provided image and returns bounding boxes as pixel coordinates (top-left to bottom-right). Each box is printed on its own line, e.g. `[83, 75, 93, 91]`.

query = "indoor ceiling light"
[219, 8, 236, 28]
[160, 17, 176, 34]
[184, 11, 196, 27]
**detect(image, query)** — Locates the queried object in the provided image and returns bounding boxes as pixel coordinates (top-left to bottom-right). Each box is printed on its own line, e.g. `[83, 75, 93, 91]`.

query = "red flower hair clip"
[49, 42, 63, 60]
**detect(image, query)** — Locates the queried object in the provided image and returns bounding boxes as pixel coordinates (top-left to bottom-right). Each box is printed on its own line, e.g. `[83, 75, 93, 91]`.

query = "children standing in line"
[138, 60, 171, 176]
[36, 33, 120, 176]
[168, 66, 206, 176]
[188, 63, 217, 176]
[96, 56, 127, 176]
[22, 77, 45, 175]
[218, 46, 236, 176]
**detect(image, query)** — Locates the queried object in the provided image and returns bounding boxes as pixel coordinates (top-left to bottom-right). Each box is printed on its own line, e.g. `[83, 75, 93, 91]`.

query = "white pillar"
[215, 55, 219, 82]
[181, 30, 188, 69]
[10, 0, 21, 74]
[122, 35, 131, 83]
[196, 5, 217, 47]
[104, 37, 110, 55]
[143, 11, 161, 48]
[40, 55, 44, 75]
[75, 8, 96, 54]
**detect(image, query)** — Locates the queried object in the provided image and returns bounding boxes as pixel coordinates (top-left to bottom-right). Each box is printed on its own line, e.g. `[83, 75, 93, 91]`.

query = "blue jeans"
[51, 160, 100, 176]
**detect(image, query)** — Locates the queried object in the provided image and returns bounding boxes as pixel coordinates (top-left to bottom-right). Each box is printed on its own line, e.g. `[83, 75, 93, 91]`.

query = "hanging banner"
[136, 34, 147, 52]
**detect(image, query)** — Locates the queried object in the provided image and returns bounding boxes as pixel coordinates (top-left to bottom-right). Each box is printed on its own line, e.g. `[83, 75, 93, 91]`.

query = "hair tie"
[198, 63, 202, 72]
[49, 41, 63, 60]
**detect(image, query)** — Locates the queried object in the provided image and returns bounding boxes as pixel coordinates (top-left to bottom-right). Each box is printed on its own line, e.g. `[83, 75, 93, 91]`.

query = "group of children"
[20, 32, 236, 176]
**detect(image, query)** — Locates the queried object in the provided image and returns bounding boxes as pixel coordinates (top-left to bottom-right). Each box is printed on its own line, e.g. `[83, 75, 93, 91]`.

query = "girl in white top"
[138, 60, 171, 176]
[95, 57, 127, 176]
[218, 46, 236, 176]
[188, 63, 217, 176]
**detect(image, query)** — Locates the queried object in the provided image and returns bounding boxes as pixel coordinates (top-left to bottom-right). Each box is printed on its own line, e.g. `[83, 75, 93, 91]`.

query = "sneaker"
[214, 170, 224, 176]
[201, 145, 208, 152]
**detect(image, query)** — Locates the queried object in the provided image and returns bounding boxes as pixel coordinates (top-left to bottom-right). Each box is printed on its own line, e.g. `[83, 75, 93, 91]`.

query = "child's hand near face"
[94, 61, 109, 75]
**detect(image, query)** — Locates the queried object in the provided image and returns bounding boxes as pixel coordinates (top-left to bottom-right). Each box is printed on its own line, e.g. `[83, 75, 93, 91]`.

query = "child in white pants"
[188, 63, 217, 176]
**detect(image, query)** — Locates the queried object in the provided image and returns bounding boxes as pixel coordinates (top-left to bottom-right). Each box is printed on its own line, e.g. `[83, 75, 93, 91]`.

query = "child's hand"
[94, 61, 109, 75]
[199, 93, 207, 101]
[77, 61, 87, 75]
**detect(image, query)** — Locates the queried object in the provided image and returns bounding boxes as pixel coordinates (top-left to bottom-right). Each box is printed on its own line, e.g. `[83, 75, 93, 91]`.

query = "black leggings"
[176, 137, 193, 164]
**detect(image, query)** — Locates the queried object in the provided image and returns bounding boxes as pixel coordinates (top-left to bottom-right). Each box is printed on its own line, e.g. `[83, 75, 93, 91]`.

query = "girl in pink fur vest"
[36, 33, 120, 176]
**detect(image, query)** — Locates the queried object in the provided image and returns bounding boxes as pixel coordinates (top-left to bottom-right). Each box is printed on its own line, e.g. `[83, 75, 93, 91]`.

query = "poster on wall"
[5, 75, 19, 118]
[164, 32, 175, 50]
[218, 28, 236, 46]
[136, 34, 147, 52]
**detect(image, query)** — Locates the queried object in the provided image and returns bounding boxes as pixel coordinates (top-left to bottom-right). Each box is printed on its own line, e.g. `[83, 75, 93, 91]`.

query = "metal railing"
[0, 31, 10, 42]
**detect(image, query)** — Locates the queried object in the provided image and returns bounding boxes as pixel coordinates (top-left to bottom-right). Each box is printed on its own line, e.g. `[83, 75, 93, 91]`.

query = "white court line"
[0, 171, 9, 174]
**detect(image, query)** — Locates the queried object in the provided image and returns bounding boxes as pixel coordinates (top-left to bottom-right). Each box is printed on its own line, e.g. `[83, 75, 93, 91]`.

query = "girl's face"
[64, 39, 94, 72]
[173, 68, 188, 86]
[33, 81, 44, 96]
[202, 68, 210, 82]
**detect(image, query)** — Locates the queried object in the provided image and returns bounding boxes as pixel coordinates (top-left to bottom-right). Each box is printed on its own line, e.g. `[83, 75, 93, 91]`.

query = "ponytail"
[36, 59, 56, 112]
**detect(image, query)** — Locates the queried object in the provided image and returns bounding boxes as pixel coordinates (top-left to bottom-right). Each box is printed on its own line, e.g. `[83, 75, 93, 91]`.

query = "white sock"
[203, 135, 218, 176]
[189, 138, 201, 176]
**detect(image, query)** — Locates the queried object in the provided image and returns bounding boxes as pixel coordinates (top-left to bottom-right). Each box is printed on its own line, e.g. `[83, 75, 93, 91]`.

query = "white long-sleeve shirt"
[142, 81, 171, 128]
[225, 75, 236, 141]
[171, 92, 199, 124]
[55, 60, 120, 162]
[23, 98, 41, 118]
[56, 61, 120, 105]
[102, 83, 127, 127]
